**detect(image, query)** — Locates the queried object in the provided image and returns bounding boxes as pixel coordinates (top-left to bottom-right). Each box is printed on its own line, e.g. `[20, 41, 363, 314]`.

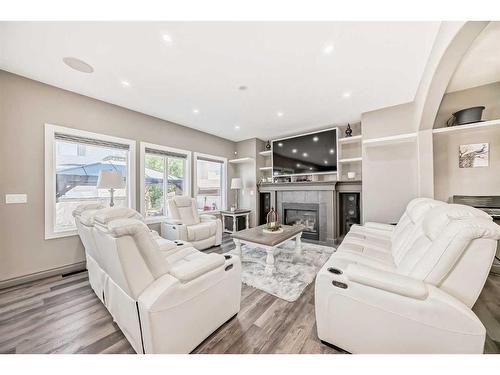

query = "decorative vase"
[345, 124, 352, 137]
[265, 207, 281, 231]
[265, 140, 271, 150]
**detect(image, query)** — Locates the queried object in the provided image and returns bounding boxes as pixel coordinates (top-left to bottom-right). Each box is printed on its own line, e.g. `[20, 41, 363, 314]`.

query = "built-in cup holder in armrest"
[224, 254, 232, 260]
[225, 264, 233, 271]
[328, 267, 343, 275]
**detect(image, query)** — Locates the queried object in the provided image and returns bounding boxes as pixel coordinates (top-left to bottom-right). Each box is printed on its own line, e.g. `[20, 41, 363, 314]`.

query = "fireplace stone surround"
[258, 181, 362, 246]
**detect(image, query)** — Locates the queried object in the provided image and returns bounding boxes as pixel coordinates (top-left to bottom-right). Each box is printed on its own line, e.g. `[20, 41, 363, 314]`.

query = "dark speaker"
[339, 192, 360, 237]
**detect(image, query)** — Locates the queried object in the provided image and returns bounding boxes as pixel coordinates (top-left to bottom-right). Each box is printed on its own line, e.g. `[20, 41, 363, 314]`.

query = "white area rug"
[229, 241, 335, 302]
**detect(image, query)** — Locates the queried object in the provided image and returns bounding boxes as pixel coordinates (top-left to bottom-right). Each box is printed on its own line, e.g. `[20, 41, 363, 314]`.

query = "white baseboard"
[0, 261, 87, 290]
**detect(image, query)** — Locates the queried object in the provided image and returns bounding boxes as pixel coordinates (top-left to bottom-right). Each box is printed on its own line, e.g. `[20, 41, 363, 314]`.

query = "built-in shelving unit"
[363, 132, 417, 146]
[228, 157, 254, 164]
[339, 135, 362, 144]
[339, 157, 362, 163]
[259, 150, 272, 156]
[259, 166, 273, 171]
[432, 118, 500, 134]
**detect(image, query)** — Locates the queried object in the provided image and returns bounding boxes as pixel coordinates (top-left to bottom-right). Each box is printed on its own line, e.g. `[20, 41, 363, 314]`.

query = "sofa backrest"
[396, 204, 500, 307]
[167, 196, 200, 226]
[73, 203, 106, 264]
[390, 198, 446, 264]
[93, 217, 170, 299]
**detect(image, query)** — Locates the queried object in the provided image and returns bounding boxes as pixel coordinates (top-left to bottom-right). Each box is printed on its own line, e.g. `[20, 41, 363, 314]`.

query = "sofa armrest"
[169, 254, 225, 283]
[345, 264, 428, 300]
[165, 218, 184, 225]
[363, 222, 396, 232]
[200, 214, 217, 222]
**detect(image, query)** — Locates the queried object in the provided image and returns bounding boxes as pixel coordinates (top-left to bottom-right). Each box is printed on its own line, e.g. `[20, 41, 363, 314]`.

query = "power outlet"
[5, 194, 28, 204]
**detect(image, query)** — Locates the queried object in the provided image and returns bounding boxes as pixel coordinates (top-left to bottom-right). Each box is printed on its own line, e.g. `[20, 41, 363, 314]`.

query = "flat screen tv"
[272, 128, 338, 176]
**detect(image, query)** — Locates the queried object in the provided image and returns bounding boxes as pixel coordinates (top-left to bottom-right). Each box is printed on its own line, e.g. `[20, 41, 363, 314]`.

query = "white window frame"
[44, 124, 136, 239]
[193, 152, 228, 213]
[139, 142, 192, 223]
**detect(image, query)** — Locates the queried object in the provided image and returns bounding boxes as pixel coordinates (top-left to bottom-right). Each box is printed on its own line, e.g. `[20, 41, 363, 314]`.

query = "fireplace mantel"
[259, 181, 337, 192]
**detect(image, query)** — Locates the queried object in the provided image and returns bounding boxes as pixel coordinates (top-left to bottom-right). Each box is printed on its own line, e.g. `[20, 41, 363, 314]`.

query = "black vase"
[265, 140, 271, 150]
[345, 124, 352, 137]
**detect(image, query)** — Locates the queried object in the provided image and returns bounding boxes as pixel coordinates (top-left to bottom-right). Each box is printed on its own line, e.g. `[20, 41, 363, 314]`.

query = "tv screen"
[272, 128, 337, 176]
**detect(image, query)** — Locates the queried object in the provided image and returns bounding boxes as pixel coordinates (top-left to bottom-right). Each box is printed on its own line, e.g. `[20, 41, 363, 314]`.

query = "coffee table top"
[231, 224, 304, 247]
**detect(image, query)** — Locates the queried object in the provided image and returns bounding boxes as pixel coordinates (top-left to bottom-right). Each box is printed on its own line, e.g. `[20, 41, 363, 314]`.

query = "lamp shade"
[97, 170, 124, 189]
[230, 177, 242, 190]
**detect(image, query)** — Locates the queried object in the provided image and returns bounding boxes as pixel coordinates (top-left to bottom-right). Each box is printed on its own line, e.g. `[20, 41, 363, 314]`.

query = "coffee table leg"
[234, 239, 242, 258]
[265, 247, 275, 275]
[294, 233, 302, 258]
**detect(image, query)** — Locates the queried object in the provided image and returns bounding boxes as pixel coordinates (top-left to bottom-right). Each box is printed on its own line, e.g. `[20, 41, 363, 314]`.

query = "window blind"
[196, 156, 224, 164]
[55, 133, 130, 150]
[145, 147, 188, 159]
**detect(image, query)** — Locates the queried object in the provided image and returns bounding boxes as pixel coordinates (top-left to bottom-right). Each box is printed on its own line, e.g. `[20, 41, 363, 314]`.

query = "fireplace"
[283, 203, 320, 241]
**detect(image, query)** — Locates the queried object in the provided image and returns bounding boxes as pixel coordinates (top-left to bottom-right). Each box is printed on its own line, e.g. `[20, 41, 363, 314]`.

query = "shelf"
[339, 157, 362, 163]
[259, 166, 273, 171]
[339, 135, 362, 144]
[228, 157, 254, 164]
[259, 150, 272, 156]
[363, 133, 417, 146]
[432, 118, 500, 134]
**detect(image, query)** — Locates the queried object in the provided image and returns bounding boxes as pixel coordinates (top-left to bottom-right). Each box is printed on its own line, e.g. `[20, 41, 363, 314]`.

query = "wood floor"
[0, 234, 499, 354]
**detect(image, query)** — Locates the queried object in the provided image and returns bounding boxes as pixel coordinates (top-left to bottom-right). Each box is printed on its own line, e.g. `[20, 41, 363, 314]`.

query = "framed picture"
[459, 143, 489, 168]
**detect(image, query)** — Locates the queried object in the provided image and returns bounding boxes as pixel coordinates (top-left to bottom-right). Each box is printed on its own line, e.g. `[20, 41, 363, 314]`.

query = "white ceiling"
[447, 21, 500, 93]
[0, 22, 440, 141]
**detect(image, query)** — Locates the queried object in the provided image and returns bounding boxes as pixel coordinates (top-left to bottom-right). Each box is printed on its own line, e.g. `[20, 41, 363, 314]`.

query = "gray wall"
[434, 81, 500, 129]
[361, 102, 419, 223]
[434, 126, 500, 202]
[0, 70, 236, 283]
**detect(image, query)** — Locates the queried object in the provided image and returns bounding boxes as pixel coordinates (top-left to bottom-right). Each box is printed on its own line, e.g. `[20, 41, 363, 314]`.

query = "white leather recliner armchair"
[162, 196, 223, 250]
[91, 210, 241, 353]
[315, 199, 500, 353]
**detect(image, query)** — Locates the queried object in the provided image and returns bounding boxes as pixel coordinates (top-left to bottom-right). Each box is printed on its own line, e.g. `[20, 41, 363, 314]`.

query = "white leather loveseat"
[74, 205, 241, 353]
[162, 196, 223, 250]
[315, 198, 500, 354]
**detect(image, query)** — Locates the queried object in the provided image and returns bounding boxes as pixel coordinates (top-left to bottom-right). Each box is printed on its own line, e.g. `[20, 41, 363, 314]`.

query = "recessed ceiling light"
[313, 136, 319, 142]
[277, 112, 284, 117]
[323, 44, 334, 55]
[238, 85, 248, 91]
[121, 80, 131, 87]
[62, 57, 94, 73]
[342, 92, 352, 98]
[234, 125, 240, 130]
[302, 152, 308, 157]
[193, 109, 200, 114]
[292, 149, 297, 153]
[162, 34, 173, 44]
[278, 142, 283, 147]
[329, 149, 335, 154]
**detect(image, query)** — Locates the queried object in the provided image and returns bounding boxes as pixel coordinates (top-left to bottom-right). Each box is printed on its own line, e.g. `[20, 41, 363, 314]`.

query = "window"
[194, 153, 227, 212]
[140, 143, 191, 219]
[45, 124, 136, 239]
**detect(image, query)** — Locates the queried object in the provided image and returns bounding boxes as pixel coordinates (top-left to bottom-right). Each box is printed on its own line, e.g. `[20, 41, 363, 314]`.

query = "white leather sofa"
[162, 196, 223, 250]
[74, 205, 241, 353]
[315, 198, 500, 354]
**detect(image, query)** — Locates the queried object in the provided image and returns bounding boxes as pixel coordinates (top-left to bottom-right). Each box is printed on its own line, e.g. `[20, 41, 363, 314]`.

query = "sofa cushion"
[94, 207, 144, 225]
[186, 221, 217, 242]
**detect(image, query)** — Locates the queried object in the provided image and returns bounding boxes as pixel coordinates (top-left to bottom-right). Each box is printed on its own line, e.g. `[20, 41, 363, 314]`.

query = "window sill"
[45, 229, 78, 240]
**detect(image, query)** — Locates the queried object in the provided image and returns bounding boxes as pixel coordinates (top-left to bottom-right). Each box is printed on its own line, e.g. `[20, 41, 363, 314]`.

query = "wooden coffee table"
[231, 224, 305, 274]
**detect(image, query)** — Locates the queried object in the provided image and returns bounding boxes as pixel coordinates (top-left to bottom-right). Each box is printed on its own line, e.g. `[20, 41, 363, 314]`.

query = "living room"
[1, 1, 500, 372]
